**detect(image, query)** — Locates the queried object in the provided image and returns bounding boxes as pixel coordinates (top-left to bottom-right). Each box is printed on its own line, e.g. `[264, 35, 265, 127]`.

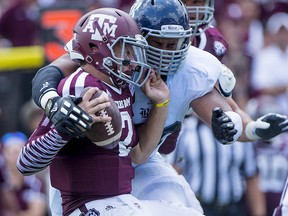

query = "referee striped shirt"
[171, 116, 258, 205]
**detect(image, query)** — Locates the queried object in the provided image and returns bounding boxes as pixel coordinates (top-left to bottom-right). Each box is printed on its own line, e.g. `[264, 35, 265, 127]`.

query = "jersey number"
[119, 111, 133, 157]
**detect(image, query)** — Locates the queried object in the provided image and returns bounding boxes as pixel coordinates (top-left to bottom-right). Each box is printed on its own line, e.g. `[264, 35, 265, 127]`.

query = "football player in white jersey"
[181, 0, 288, 142]
[30, 0, 288, 215]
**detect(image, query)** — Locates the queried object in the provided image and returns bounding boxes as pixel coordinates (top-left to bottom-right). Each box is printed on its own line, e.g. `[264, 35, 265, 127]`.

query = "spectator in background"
[237, 0, 264, 56]
[0, 0, 40, 47]
[86, 0, 133, 12]
[0, 0, 41, 137]
[257, 0, 288, 22]
[250, 12, 288, 113]
[20, 99, 44, 136]
[217, 0, 263, 108]
[246, 95, 288, 216]
[19, 99, 49, 213]
[1, 132, 47, 216]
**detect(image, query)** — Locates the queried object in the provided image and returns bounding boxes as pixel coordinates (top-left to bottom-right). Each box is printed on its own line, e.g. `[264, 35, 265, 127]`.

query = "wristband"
[155, 99, 170, 108]
[224, 111, 243, 142]
[41, 91, 60, 110]
[245, 121, 259, 141]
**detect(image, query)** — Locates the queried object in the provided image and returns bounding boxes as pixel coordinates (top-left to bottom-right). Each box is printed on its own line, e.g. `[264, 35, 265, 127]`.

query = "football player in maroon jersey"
[16, 8, 172, 216]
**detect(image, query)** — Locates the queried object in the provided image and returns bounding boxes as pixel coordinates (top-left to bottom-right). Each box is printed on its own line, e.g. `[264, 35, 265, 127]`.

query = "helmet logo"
[82, 14, 118, 41]
[213, 41, 226, 56]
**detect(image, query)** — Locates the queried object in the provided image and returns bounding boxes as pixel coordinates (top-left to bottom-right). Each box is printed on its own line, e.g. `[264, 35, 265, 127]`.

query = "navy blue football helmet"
[130, 0, 192, 75]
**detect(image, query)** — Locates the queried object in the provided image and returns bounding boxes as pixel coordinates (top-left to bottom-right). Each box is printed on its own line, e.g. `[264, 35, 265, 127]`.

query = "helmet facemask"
[103, 34, 151, 88]
[184, 0, 215, 35]
[142, 25, 191, 76]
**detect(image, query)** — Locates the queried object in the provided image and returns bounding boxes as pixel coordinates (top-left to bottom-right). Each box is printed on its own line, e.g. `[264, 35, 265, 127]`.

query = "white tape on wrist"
[245, 121, 259, 141]
[41, 91, 59, 109]
[225, 111, 243, 143]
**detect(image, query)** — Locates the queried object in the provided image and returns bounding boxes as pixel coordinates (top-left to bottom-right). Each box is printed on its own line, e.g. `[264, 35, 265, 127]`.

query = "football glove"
[245, 113, 288, 140]
[212, 107, 238, 144]
[45, 96, 93, 138]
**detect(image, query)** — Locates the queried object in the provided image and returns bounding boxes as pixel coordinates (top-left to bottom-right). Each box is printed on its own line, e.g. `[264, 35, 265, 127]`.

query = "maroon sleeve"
[17, 115, 70, 176]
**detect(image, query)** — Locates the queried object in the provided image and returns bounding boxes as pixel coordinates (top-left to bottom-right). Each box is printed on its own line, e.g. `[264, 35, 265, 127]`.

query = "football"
[81, 87, 122, 149]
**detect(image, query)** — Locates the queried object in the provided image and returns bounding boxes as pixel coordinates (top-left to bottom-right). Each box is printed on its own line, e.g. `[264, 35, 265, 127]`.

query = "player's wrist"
[45, 96, 61, 117]
[41, 91, 60, 110]
[154, 98, 170, 108]
[53, 128, 72, 142]
[224, 111, 243, 143]
[245, 121, 259, 141]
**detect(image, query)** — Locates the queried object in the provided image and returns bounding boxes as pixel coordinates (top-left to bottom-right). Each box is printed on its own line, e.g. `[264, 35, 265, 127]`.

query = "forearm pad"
[32, 66, 64, 109]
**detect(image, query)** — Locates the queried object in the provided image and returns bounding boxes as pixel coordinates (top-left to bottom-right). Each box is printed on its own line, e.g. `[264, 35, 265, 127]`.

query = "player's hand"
[79, 87, 112, 123]
[45, 96, 93, 138]
[211, 107, 238, 144]
[142, 70, 170, 105]
[245, 113, 288, 140]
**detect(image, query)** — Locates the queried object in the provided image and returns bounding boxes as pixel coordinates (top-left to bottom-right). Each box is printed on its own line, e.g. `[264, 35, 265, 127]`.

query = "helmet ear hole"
[89, 43, 99, 54]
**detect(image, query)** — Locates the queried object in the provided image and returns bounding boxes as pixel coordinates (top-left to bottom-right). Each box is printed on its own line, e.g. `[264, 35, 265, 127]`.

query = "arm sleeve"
[32, 66, 64, 109]
[17, 126, 68, 176]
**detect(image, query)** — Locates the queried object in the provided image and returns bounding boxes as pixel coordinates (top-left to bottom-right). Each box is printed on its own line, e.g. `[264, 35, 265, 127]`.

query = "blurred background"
[0, 0, 287, 138]
[0, 0, 287, 215]
[0, 0, 134, 138]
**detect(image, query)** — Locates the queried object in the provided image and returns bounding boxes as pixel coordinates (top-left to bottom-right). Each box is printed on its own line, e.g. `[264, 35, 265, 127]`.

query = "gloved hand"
[212, 107, 238, 144]
[45, 96, 93, 138]
[245, 113, 288, 140]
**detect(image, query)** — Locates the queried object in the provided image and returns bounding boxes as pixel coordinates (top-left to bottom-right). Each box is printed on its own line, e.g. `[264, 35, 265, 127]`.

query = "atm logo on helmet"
[82, 14, 118, 41]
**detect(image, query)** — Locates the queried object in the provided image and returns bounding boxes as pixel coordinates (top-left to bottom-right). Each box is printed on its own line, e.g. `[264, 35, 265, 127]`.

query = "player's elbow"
[130, 145, 150, 165]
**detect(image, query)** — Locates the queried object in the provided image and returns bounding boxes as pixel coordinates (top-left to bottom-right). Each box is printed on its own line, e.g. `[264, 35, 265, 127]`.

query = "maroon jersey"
[17, 68, 138, 215]
[193, 26, 228, 62]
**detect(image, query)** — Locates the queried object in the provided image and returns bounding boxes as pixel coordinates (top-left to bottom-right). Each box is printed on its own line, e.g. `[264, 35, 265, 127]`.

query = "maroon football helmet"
[67, 8, 151, 88]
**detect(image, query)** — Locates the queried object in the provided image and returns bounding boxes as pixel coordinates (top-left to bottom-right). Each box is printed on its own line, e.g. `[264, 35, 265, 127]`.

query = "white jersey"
[133, 45, 221, 151]
[131, 46, 221, 213]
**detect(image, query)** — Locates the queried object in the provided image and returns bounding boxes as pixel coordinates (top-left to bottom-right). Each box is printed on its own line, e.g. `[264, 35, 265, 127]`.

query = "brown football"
[81, 87, 122, 149]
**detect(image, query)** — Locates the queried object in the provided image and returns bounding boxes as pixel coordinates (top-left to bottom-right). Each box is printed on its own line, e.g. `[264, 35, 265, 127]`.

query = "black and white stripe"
[17, 129, 68, 176]
[172, 116, 258, 205]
